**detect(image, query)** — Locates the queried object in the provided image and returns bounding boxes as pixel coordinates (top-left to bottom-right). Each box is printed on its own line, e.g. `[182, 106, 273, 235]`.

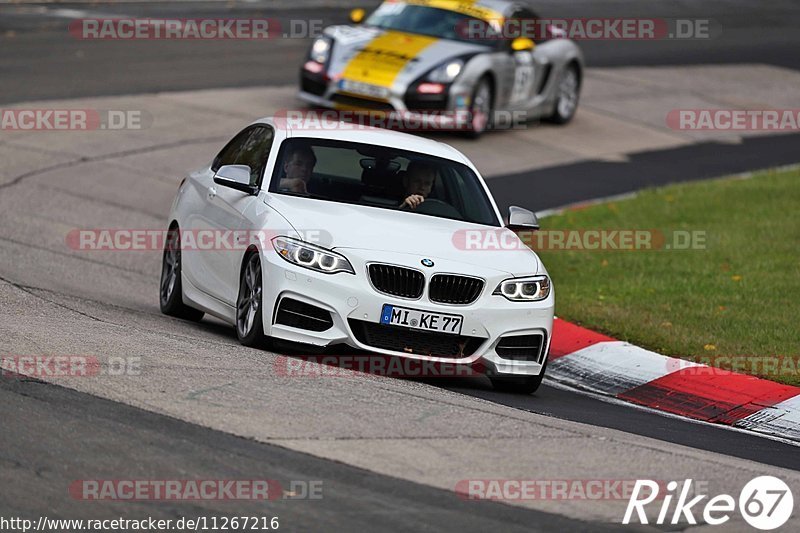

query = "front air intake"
[348, 319, 484, 358]
[495, 334, 545, 362]
[274, 298, 333, 332]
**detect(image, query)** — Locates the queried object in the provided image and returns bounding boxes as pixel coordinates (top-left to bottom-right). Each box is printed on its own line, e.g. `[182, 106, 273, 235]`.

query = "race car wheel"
[465, 77, 493, 138]
[236, 252, 267, 347]
[547, 64, 580, 124]
[159, 226, 205, 322]
[489, 359, 547, 395]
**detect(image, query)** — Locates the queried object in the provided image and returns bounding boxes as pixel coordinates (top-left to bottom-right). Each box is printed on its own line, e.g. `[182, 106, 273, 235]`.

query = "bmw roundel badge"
[421, 258, 434, 267]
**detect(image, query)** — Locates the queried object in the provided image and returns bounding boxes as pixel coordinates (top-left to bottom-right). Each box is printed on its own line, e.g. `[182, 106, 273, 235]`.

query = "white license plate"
[339, 79, 390, 99]
[380, 304, 463, 335]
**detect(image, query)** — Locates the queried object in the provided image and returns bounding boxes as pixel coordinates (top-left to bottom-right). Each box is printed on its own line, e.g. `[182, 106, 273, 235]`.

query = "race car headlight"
[310, 37, 331, 64]
[272, 236, 354, 275]
[427, 59, 464, 83]
[493, 276, 551, 302]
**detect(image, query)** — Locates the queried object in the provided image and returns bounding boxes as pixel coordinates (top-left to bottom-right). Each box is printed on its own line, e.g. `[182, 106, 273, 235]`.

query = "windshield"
[364, 2, 499, 44]
[269, 137, 500, 226]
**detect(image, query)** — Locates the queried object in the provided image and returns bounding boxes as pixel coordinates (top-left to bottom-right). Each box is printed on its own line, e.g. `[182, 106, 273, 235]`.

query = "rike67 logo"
[623, 476, 793, 529]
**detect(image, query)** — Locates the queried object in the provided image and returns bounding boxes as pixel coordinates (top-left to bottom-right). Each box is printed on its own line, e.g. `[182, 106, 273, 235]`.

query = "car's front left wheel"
[236, 252, 267, 347]
[160, 226, 205, 322]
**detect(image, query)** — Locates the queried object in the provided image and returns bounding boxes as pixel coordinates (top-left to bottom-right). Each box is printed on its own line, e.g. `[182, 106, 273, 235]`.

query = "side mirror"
[349, 8, 365, 24]
[506, 206, 539, 231]
[214, 165, 258, 195]
[510, 37, 535, 52]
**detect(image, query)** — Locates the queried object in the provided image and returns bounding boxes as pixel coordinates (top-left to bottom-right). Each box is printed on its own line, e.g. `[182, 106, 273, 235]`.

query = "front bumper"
[260, 247, 554, 377]
[298, 69, 475, 131]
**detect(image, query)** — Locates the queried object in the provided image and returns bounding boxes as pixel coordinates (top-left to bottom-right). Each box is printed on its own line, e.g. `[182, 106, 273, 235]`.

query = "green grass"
[537, 167, 800, 386]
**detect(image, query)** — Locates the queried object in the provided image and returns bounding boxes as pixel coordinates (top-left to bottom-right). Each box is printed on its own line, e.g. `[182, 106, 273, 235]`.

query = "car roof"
[260, 116, 472, 166]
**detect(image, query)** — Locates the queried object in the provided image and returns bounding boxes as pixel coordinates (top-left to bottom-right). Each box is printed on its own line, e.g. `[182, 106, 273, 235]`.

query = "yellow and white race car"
[299, 0, 584, 136]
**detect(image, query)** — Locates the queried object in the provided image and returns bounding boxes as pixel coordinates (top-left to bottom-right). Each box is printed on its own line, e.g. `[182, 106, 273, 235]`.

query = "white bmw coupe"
[160, 118, 554, 393]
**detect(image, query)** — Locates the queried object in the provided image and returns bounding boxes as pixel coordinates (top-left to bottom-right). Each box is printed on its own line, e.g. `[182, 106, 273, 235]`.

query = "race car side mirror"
[506, 206, 540, 231]
[511, 37, 535, 52]
[349, 9, 365, 24]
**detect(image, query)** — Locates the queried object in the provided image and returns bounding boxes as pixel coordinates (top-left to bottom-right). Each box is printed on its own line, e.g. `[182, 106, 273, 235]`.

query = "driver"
[279, 145, 317, 194]
[399, 161, 437, 210]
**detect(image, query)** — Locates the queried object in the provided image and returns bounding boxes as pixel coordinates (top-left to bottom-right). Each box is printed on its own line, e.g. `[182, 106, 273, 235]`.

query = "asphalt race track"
[0, 376, 624, 532]
[2, 0, 800, 103]
[1, 1, 799, 531]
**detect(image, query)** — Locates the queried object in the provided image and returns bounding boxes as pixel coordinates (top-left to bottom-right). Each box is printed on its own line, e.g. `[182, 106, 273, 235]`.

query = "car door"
[507, 6, 548, 110]
[181, 127, 253, 299]
[206, 125, 275, 306]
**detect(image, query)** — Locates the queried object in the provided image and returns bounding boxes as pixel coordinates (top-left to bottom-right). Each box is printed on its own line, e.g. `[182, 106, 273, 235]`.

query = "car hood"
[266, 195, 540, 277]
[325, 25, 489, 90]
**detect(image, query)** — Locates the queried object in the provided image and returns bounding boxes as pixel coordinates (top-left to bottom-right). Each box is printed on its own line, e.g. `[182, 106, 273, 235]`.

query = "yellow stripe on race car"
[405, 0, 503, 24]
[341, 30, 438, 89]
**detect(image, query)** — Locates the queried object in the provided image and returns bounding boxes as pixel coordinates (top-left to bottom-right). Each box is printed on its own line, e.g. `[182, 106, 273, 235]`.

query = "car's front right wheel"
[546, 64, 580, 124]
[464, 76, 493, 138]
[236, 252, 267, 347]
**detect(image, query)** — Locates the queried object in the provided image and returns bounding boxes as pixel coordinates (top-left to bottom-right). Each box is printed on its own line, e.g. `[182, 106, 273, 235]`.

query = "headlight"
[272, 236, 354, 275]
[427, 59, 464, 83]
[310, 37, 331, 64]
[493, 275, 551, 302]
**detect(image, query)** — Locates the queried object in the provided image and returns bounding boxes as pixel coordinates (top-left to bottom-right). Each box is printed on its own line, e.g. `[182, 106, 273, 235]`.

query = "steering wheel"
[401, 198, 462, 218]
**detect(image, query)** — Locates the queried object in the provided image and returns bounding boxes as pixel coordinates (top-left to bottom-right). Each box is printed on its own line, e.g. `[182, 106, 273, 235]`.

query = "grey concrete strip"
[2, 65, 798, 180]
[583, 64, 800, 143]
[0, 142, 77, 186]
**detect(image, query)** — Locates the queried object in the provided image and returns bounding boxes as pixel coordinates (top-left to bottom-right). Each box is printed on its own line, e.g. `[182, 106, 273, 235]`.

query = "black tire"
[463, 76, 493, 139]
[490, 359, 547, 395]
[236, 252, 267, 347]
[159, 226, 205, 321]
[546, 64, 580, 125]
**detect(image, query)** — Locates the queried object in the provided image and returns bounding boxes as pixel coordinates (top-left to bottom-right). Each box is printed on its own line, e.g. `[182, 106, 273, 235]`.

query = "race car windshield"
[269, 137, 501, 226]
[364, 3, 498, 44]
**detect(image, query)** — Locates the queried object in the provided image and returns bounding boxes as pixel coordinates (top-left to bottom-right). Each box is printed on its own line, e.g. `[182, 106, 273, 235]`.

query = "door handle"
[207, 186, 217, 200]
